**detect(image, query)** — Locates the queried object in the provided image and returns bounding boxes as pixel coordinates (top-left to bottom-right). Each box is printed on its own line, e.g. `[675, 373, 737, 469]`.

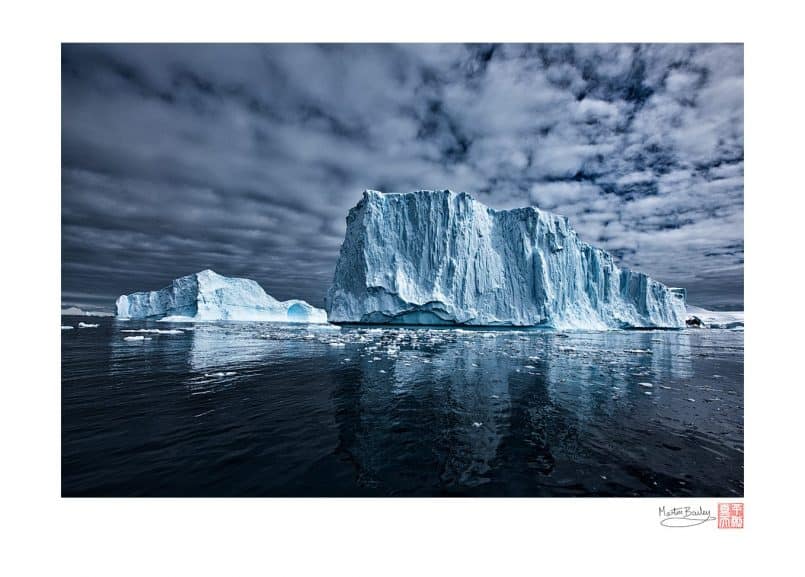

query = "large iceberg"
[326, 190, 686, 329]
[116, 269, 327, 323]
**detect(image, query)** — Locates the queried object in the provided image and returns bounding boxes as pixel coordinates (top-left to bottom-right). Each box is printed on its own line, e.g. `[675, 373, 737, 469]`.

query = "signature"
[658, 506, 716, 528]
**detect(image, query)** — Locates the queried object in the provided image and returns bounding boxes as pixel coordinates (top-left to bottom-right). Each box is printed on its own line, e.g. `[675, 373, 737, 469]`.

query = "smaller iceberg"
[116, 269, 327, 323]
[685, 305, 744, 329]
[61, 306, 113, 317]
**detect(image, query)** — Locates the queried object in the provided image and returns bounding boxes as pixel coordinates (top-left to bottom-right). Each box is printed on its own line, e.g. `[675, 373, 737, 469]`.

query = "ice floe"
[121, 329, 184, 335]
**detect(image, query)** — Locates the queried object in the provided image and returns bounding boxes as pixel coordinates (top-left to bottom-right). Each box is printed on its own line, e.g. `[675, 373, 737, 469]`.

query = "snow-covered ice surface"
[116, 269, 326, 323]
[326, 190, 686, 329]
[63, 320, 743, 497]
[686, 305, 744, 329]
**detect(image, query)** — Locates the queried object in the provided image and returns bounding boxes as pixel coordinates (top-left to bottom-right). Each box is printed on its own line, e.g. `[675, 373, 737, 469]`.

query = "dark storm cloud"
[62, 43, 743, 311]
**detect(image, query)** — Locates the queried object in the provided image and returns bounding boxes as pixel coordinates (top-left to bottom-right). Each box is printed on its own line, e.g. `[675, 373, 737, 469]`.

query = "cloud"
[616, 171, 655, 186]
[62, 43, 744, 310]
[529, 181, 602, 209]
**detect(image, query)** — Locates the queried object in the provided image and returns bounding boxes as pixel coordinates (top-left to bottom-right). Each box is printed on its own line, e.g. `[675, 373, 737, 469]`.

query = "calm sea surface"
[62, 318, 743, 497]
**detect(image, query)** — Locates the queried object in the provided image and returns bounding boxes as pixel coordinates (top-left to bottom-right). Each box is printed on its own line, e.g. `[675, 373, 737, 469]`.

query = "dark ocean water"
[61, 318, 743, 497]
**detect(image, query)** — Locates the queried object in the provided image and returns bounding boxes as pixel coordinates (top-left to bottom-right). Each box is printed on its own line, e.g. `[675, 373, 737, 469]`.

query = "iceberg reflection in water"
[62, 319, 743, 496]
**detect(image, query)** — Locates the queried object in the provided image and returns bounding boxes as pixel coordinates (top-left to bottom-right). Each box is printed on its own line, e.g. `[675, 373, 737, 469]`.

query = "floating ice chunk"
[625, 349, 652, 354]
[644, 391, 652, 396]
[123, 335, 151, 341]
[131, 328, 178, 334]
[639, 382, 653, 388]
[687, 398, 696, 402]
[61, 325, 74, 330]
[472, 422, 483, 428]
[78, 322, 100, 328]
[158, 315, 197, 323]
[204, 371, 237, 377]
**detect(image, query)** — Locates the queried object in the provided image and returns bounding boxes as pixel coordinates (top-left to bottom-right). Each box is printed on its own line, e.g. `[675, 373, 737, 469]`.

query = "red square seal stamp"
[718, 502, 744, 528]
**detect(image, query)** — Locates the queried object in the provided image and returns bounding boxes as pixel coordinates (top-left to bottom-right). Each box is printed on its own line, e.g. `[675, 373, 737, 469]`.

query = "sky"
[62, 43, 743, 311]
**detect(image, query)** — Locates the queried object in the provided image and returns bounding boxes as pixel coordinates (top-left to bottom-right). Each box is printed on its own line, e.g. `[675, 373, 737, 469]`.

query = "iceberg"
[61, 306, 113, 317]
[686, 305, 744, 329]
[116, 269, 327, 323]
[326, 190, 686, 329]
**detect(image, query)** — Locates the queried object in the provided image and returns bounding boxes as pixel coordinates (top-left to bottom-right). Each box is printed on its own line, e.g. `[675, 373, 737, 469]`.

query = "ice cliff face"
[326, 190, 686, 329]
[116, 269, 327, 323]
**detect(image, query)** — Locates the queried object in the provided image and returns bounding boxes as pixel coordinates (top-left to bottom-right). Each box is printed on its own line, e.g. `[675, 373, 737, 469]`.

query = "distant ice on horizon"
[61, 306, 113, 317]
